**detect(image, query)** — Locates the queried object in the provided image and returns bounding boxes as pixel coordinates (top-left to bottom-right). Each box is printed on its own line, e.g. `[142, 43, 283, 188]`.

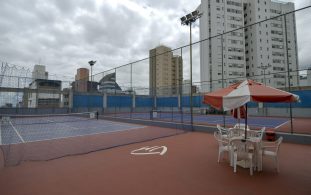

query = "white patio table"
[228, 128, 263, 172]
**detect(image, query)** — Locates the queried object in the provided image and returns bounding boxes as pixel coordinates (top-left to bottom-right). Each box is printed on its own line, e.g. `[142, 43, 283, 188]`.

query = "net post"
[0, 117, 2, 145]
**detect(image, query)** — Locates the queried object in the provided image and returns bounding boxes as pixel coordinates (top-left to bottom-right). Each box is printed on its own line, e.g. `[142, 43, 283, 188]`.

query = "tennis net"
[1, 112, 98, 126]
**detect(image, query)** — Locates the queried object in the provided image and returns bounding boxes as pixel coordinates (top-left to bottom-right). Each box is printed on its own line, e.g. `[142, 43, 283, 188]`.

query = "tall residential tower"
[199, 0, 299, 92]
[199, 0, 246, 92]
[149, 45, 183, 96]
[244, 0, 299, 88]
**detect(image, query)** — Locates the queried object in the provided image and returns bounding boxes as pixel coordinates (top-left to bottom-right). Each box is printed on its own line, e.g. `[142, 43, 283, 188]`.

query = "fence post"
[284, 14, 293, 134]
[221, 34, 226, 127]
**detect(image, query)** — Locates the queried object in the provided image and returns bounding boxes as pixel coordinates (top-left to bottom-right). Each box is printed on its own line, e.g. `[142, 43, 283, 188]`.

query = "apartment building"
[72, 68, 98, 92]
[27, 79, 62, 108]
[22, 65, 62, 108]
[199, 0, 246, 92]
[244, 0, 299, 88]
[199, 0, 299, 92]
[32, 65, 48, 81]
[149, 45, 183, 96]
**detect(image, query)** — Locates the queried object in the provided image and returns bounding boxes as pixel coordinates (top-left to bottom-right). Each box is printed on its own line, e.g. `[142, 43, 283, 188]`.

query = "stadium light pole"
[181, 10, 202, 127]
[88, 60, 96, 83]
[261, 65, 268, 85]
[260, 65, 268, 116]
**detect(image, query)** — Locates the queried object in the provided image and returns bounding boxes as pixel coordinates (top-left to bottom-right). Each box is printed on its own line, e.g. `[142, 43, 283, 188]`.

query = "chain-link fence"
[1, 6, 311, 135]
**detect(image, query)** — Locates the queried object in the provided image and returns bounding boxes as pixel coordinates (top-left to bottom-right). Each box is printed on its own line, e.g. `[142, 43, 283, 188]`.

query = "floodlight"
[186, 13, 192, 20]
[180, 16, 187, 23]
[88, 60, 96, 66]
[192, 10, 198, 17]
[88, 60, 96, 83]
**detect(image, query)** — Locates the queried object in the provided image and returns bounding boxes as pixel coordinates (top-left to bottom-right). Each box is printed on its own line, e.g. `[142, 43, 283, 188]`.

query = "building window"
[271, 30, 283, 35]
[227, 8, 242, 14]
[271, 23, 282, 28]
[227, 1, 242, 7]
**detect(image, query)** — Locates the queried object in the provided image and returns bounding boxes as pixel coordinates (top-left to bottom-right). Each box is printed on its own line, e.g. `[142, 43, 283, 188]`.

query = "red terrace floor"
[0, 131, 310, 195]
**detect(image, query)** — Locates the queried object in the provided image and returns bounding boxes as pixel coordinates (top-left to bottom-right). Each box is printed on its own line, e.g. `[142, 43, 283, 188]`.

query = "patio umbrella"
[203, 79, 299, 139]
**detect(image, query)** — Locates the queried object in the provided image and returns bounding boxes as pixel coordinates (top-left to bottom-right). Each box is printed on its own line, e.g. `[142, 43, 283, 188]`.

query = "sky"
[0, 0, 310, 88]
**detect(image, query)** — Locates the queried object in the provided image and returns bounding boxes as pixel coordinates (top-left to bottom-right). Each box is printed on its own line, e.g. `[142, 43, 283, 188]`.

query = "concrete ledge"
[276, 132, 311, 145]
[101, 116, 311, 145]
[101, 116, 195, 131]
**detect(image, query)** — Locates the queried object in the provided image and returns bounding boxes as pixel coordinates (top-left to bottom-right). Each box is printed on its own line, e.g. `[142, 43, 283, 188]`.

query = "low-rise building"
[27, 79, 62, 108]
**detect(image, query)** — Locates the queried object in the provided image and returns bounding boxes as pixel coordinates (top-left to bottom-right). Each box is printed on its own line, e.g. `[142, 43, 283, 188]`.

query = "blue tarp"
[157, 97, 178, 107]
[136, 96, 153, 107]
[73, 95, 103, 108]
[107, 96, 132, 107]
[72, 90, 311, 108]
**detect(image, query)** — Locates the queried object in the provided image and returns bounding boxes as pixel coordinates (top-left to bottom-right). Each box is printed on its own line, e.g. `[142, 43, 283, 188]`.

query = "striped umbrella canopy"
[203, 79, 299, 139]
[203, 79, 299, 111]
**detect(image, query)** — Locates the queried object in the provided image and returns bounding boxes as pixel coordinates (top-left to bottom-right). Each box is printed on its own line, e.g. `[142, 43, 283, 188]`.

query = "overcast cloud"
[0, 0, 310, 88]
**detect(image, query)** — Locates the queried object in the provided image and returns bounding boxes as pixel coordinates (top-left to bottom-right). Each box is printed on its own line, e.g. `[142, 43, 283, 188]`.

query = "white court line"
[1, 124, 146, 146]
[208, 119, 226, 123]
[45, 119, 80, 130]
[46, 118, 139, 130]
[46, 118, 143, 131]
[9, 121, 25, 143]
[274, 120, 290, 129]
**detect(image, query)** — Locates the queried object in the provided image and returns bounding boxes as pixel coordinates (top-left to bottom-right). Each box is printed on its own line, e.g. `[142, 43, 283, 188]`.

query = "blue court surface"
[113, 112, 289, 129]
[0, 116, 144, 145]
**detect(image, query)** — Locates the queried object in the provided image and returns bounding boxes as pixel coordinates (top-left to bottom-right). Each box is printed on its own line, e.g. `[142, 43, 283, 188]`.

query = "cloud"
[0, 0, 310, 92]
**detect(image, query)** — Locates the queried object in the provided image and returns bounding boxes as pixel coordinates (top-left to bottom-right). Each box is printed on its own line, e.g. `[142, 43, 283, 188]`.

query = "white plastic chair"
[230, 138, 256, 176]
[214, 131, 231, 163]
[257, 127, 266, 140]
[247, 127, 266, 140]
[217, 124, 229, 138]
[234, 123, 250, 130]
[261, 137, 283, 172]
[228, 128, 244, 138]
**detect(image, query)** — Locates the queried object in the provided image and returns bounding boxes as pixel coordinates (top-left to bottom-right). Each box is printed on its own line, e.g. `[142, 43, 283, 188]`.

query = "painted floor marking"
[131, 146, 167, 155]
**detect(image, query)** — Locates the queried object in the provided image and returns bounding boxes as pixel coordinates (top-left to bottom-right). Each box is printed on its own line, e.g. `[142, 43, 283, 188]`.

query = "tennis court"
[0, 112, 184, 166]
[0, 112, 144, 145]
[113, 112, 289, 128]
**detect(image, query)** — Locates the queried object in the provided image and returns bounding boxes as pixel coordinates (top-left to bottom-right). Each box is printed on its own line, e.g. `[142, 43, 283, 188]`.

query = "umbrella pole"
[290, 102, 293, 134]
[245, 103, 248, 140]
[223, 110, 226, 128]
